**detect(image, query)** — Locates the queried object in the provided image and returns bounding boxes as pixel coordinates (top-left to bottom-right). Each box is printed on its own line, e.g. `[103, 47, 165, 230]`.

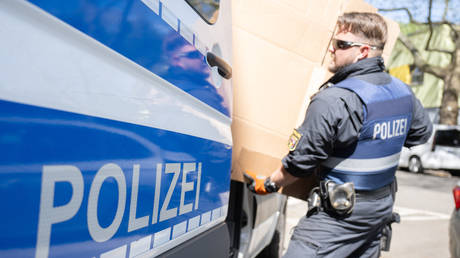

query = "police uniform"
[282, 57, 432, 257]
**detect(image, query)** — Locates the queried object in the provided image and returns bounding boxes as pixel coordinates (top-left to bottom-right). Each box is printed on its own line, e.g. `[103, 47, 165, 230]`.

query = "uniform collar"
[327, 56, 385, 85]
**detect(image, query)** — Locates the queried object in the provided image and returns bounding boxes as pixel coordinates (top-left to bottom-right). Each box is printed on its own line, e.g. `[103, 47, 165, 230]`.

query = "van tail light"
[453, 186, 460, 210]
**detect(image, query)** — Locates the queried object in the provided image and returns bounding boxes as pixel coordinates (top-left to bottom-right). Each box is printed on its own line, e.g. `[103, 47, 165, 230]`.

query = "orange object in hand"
[244, 170, 269, 195]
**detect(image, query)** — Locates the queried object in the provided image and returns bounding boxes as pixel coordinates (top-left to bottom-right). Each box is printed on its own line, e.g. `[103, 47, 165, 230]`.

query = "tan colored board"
[231, 0, 400, 200]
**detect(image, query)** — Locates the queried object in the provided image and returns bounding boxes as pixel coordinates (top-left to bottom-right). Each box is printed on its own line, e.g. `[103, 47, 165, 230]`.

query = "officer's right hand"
[243, 170, 269, 195]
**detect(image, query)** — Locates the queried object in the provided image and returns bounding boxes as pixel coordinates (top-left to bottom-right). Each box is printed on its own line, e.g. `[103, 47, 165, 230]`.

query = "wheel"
[256, 201, 287, 258]
[408, 156, 424, 173]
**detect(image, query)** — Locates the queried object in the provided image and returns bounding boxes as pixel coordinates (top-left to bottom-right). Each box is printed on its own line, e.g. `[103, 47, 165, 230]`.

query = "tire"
[256, 202, 287, 258]
[408, 156, 424, 173]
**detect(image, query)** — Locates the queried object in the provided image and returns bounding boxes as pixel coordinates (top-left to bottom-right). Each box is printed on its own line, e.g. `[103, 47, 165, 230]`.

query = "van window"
[434, 129, 460, 147]
[185, 0, 219, 24]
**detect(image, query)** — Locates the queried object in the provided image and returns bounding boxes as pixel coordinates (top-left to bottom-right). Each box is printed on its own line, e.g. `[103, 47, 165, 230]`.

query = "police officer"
[245, 12, 433, 257]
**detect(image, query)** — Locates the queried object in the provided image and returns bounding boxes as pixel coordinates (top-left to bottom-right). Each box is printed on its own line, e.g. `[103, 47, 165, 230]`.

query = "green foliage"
[387, 24, 456, 108]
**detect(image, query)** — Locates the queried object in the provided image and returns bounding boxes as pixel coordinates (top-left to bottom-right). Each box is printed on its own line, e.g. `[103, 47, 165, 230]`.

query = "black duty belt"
[355, 182, 393, 200]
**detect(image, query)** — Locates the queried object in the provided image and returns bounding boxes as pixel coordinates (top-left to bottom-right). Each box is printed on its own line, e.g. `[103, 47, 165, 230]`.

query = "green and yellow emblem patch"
[287, 129, 302, 151]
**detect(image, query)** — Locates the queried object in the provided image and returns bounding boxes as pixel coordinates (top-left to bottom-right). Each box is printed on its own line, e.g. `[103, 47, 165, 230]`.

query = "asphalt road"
[283, 169, 459, 257]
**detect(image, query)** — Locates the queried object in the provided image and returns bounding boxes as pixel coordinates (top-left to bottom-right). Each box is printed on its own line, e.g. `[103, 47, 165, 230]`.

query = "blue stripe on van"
[0, 99, 231, 257]
[27, 0, 230, 117]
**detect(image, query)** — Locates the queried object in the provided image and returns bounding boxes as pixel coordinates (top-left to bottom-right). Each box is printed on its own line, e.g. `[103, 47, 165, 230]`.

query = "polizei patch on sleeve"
[288, 129, 302, 151]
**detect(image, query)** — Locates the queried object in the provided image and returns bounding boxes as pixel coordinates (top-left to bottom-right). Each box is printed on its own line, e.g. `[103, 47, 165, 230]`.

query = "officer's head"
[328, 12, 387, 73]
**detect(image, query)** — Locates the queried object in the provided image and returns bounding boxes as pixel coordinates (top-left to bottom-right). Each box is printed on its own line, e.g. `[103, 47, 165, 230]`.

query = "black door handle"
[206, 52, 232, 79]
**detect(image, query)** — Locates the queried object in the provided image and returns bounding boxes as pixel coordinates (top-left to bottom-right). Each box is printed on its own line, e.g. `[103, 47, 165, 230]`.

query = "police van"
[0, 0, 286, 257]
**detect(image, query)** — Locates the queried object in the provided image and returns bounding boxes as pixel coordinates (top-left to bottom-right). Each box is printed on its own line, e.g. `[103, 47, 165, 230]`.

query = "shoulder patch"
[287, 129, 302, 151]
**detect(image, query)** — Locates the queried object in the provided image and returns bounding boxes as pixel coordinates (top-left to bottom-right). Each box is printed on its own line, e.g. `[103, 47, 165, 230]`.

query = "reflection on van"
[399, 124, 460, 173]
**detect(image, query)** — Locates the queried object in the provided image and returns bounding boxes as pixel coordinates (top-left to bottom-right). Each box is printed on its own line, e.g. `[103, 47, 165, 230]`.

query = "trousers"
[283, 192, 394, 258]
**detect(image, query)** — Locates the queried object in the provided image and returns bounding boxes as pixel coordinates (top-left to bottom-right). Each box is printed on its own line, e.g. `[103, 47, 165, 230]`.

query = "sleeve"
[281, 89, 363, 177]
[404, 94, 433, 147]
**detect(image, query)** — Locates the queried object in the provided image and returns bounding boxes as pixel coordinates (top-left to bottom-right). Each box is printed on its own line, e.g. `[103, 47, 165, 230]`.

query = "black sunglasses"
[332, 39, 383, 50]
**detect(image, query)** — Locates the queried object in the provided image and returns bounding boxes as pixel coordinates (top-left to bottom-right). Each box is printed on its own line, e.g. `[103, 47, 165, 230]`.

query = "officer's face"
[328, 30, 366, 73]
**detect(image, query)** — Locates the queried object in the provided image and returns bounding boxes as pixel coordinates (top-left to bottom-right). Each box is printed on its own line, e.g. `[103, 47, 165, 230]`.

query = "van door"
[0, 0, 232, 257]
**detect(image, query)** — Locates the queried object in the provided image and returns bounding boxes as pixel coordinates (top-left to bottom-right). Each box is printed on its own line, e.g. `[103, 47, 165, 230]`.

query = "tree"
[379, 0, 460, 125]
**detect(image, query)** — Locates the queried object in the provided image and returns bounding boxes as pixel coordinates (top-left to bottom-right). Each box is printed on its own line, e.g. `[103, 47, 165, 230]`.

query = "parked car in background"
[399, 124, 460, 173]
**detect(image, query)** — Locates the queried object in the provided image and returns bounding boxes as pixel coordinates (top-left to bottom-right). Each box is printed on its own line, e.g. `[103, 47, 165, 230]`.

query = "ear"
[357, 45, 370, 60]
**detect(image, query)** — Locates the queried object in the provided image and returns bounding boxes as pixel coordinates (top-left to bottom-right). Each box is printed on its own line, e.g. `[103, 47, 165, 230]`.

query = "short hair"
[337, 12, 388, 50]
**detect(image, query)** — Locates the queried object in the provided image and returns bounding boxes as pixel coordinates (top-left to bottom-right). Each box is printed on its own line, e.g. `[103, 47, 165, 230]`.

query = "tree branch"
[379, 8, 415, 23]
[404, 25, 454, 55]
[446, 22, 459, 40]
[423, 21, 458, 41]
[442, 0, 449, 21]
[423, 23, 456, 55]
[425, 0, 434, 50]
[398, 34, 448, 79]
[420, 0, 456, 56]
[425, 48, 455, 55]
[407, 28, 430, 37]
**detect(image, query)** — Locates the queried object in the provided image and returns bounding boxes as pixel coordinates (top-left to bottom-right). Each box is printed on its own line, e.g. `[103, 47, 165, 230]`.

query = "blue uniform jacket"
[282, 57, 433, 189]
[321, 77, 413, 190]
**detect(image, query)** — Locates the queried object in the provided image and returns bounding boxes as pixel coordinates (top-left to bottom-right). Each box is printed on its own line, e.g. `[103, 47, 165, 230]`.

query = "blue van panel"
[27, 0, 230, 117]
[0, 100, 231, 257]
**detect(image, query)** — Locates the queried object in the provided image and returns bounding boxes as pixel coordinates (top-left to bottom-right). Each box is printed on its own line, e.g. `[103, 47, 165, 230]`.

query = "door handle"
[206, 52, 232, 79]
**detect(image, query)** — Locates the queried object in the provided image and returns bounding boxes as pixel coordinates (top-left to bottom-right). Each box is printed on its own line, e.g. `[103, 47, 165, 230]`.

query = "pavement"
[282, 170, 457, 257]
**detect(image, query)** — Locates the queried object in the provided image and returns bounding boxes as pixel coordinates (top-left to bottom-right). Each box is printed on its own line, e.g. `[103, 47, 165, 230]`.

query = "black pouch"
[306, 187, 322, 217]
[380, 212, 400, 251]
[306, 180, 356, 217]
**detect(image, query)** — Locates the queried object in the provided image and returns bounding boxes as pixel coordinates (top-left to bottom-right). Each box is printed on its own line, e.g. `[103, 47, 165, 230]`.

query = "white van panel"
[0, 0, 232, 145]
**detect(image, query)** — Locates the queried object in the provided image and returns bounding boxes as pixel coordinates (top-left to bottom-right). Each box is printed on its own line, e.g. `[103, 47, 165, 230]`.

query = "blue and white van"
[0, 0, 286, 257]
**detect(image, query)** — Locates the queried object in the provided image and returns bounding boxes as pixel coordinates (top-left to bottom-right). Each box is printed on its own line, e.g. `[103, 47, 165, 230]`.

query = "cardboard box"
[231, 0, 400, 200]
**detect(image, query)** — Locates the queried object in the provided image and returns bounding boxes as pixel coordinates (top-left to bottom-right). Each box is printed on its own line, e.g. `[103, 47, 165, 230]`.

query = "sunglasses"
[331, 39, 383, 50]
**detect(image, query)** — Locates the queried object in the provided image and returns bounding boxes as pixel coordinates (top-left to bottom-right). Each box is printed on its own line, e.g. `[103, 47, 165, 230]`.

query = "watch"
[264, 177, 280, 193]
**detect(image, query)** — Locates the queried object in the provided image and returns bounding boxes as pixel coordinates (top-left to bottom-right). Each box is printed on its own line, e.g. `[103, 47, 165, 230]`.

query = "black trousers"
[283, 192, 394, 258]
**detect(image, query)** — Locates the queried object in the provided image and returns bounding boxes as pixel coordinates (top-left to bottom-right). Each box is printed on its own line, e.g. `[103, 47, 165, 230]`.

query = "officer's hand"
[243, 170, 269, 195]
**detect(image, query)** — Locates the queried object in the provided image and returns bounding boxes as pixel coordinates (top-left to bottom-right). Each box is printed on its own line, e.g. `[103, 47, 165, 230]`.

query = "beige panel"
[342, 0, 377, 13]
[233, 0, 343, 63]
[294, 67, 329, 127]
[323, 0, 349, 32]
[382, 18, 401, 65]
[230, 117, 288, 182]
[231, 0, 401, 196]
[294, 20, 335, 64]
[279, 0, 347, 32]
[232, 0, 312, 57]
[232, 27, 316, 137]
[278, 0, 311, 14]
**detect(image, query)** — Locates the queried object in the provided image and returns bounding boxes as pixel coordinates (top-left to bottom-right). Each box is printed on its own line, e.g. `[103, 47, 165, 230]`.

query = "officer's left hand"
[243, 170, 269, 195]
